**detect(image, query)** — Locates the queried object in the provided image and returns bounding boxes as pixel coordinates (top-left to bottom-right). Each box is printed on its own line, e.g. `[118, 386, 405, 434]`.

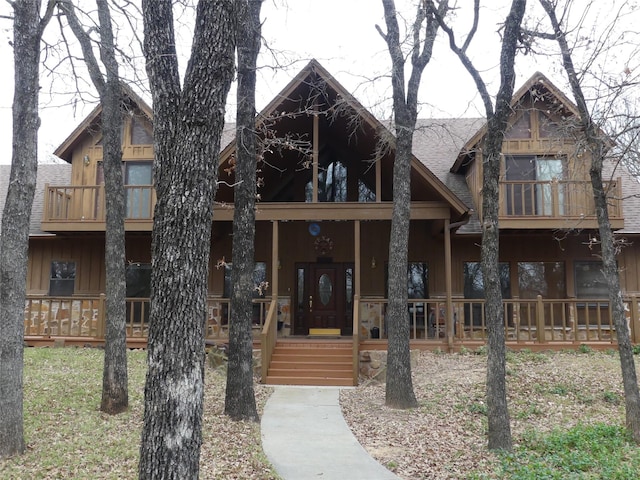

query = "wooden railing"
[25, 294, 640, 346]
[24, 295, 271, 343]
[352, 294, 361, 385]
[260, 299, 278, 383]
[43, 184, 157, 223]
[358, 296, 640, 345]
[499, 179, 622, 219]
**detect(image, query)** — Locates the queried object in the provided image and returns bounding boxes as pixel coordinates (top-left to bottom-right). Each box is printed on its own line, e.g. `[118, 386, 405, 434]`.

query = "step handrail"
[260, 298, 278, 383]
[352, 294, 360, 386]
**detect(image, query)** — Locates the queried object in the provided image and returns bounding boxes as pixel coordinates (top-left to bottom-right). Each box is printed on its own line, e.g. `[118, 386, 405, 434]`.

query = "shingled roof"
[0, 163, 72, 236]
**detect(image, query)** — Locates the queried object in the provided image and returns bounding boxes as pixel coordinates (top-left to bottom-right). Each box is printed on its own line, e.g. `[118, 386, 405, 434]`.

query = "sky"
[0, 0, 635, 165]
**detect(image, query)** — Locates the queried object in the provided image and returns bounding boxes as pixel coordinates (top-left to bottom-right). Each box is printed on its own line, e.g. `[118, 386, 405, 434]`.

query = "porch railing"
[499, 179, 622, 219]
[24, 295, 272, 343]
[24, 294, 640, 346]
[358, 296, 640, 345]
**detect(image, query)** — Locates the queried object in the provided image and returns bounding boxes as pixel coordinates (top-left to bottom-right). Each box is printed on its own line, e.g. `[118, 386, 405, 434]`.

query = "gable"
[217, 60, 468, 218]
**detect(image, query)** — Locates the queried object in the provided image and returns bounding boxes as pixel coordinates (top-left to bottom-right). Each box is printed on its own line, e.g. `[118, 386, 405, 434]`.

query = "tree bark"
[224, 0, 263, 423]
[539, 0, 640, 443]
[60, 0, 129, 415]
[138, 1, 236, 477]
[0, 0, 52, 459]
[379, 0, 446, 408]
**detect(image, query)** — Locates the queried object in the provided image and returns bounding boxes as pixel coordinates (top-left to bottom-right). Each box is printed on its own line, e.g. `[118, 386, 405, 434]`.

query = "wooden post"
[536, 294, 546, 343]
[312, 115, 319, 203]
[375, 159, 381, 202]
[444, 219, 453, 352]
[354, 220, 361, 298]
[631, 295, 640, 344]
[98, 293, 106, 341]
[43, 183, 50, 222]
[272, 221, 279, 299]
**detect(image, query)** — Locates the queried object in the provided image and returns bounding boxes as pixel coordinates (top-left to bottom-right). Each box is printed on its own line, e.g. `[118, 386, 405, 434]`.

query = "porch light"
[83, 154, 90, 166]
[371, 256, 377, 269]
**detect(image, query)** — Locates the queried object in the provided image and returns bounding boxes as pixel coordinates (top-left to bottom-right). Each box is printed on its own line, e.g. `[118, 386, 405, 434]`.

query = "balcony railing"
[43, 184, 157, 223]
[499, 179, 622, 219]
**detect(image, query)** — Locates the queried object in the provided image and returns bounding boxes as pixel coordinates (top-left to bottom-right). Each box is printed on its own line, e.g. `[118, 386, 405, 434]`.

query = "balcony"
[42, 184, 156, 232]
[498, 178, 623, 229]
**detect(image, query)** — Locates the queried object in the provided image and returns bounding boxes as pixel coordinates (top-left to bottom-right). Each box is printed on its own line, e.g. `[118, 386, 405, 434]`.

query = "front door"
[294, 263, 353, 335]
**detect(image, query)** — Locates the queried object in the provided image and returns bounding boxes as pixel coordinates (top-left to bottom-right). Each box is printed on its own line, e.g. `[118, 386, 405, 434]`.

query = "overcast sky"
[0, 0, 634, 165]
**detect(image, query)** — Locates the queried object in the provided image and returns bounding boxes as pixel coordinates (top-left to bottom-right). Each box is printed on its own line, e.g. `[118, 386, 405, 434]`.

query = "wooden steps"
[264, 340, 356, 386]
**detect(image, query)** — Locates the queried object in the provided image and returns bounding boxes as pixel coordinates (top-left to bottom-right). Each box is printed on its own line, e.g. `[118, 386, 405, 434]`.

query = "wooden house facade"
[5, 60, 640, 385]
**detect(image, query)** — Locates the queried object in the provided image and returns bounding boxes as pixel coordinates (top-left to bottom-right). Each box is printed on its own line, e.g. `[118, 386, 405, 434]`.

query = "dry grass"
[340, 348, 640, 479]
[3, 347, 640, 479]
[0, 348, 278, 480]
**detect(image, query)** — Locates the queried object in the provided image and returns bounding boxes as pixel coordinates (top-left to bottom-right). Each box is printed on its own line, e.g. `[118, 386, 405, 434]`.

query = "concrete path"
[261, 386, 399, 480]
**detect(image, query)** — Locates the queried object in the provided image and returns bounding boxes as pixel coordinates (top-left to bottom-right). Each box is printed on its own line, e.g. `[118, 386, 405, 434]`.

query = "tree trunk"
[538, 0, 640, 443]
[0, 0, 50, 459]
[385, 122, 418, 408]
[480, 0, 527, 451]
[59, 0, 129, 415]
[224, 0, 262, 423]
[138, 1, 236, 477]
[96, 0, 129, 415]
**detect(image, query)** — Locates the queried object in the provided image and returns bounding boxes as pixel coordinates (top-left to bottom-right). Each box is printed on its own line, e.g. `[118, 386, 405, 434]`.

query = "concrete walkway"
[261, 386, 399, 480]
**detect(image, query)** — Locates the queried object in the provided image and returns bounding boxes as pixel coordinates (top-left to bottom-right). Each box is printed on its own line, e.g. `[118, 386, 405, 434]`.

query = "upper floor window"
[504, 155, 566, 216]
[125, 162, 153, 218]
[305, 156, 375, 203]
[49, 261, 75, 296]
[131, 117, 153, 145]
[505, 111, 531, 139]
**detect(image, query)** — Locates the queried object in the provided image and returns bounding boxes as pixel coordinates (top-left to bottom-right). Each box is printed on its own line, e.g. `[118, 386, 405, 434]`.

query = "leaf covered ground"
[2, 347, 640, 479]
[340, 349, 640, 479]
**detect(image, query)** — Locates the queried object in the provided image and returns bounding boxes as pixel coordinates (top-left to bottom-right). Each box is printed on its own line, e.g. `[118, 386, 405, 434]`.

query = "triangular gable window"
[505, 111, 531, 139]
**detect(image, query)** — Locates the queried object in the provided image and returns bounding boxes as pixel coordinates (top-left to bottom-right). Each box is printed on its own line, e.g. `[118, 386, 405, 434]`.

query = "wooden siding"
[463, 102, 623, 228]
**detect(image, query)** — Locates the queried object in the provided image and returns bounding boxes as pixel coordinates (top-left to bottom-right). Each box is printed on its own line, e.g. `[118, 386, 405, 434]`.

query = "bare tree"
[376, 0, 448, 409]
[0, 0, 54, 459]
[58, 0, 129, 415]
[138, 0, 236, 477]
[429, 0, 528, 451]
[537, 0, 640, 444]
[224, 0, 263, 422]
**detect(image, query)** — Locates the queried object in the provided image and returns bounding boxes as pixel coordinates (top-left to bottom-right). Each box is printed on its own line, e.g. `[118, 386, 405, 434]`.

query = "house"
[4, 60, 640, 385]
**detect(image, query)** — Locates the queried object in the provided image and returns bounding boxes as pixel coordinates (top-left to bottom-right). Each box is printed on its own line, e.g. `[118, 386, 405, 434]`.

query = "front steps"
[264, 339, 356, 386]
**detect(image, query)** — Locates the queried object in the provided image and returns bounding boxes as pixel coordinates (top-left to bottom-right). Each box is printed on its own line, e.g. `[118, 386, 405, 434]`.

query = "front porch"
[23, 294, 640, 385]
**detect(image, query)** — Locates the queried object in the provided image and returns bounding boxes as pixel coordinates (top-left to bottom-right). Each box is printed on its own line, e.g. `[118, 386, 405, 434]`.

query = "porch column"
[375, 160, 381, 202]
[272, 220, 279, 298]
[354, 220, 361, 297]
[312, 114, 319, 203]
[444, 219, 454, 351]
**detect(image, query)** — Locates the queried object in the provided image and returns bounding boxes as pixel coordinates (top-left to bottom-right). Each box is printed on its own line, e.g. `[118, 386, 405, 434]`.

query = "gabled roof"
[451, 72, 580, 173]
[54, 84, 153, 162]
[220, 59, 470, 219]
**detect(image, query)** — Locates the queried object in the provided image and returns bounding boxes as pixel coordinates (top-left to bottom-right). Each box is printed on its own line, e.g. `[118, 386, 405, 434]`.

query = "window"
[574, 261, 607, 298]
[49, 261, 75, 296]
[464, 262, 511, 327]
[223, 262, 268, 298]
[131, 117, 153, 145]
[126, 263, 151, 324]
[304, 153, 376, 203]
[518, 262, 566, 299]
[126, 263, 151, 298]
[125, 162, 153, 218]
[504, 155, 566, 215]
[463, 262, 511, 299]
